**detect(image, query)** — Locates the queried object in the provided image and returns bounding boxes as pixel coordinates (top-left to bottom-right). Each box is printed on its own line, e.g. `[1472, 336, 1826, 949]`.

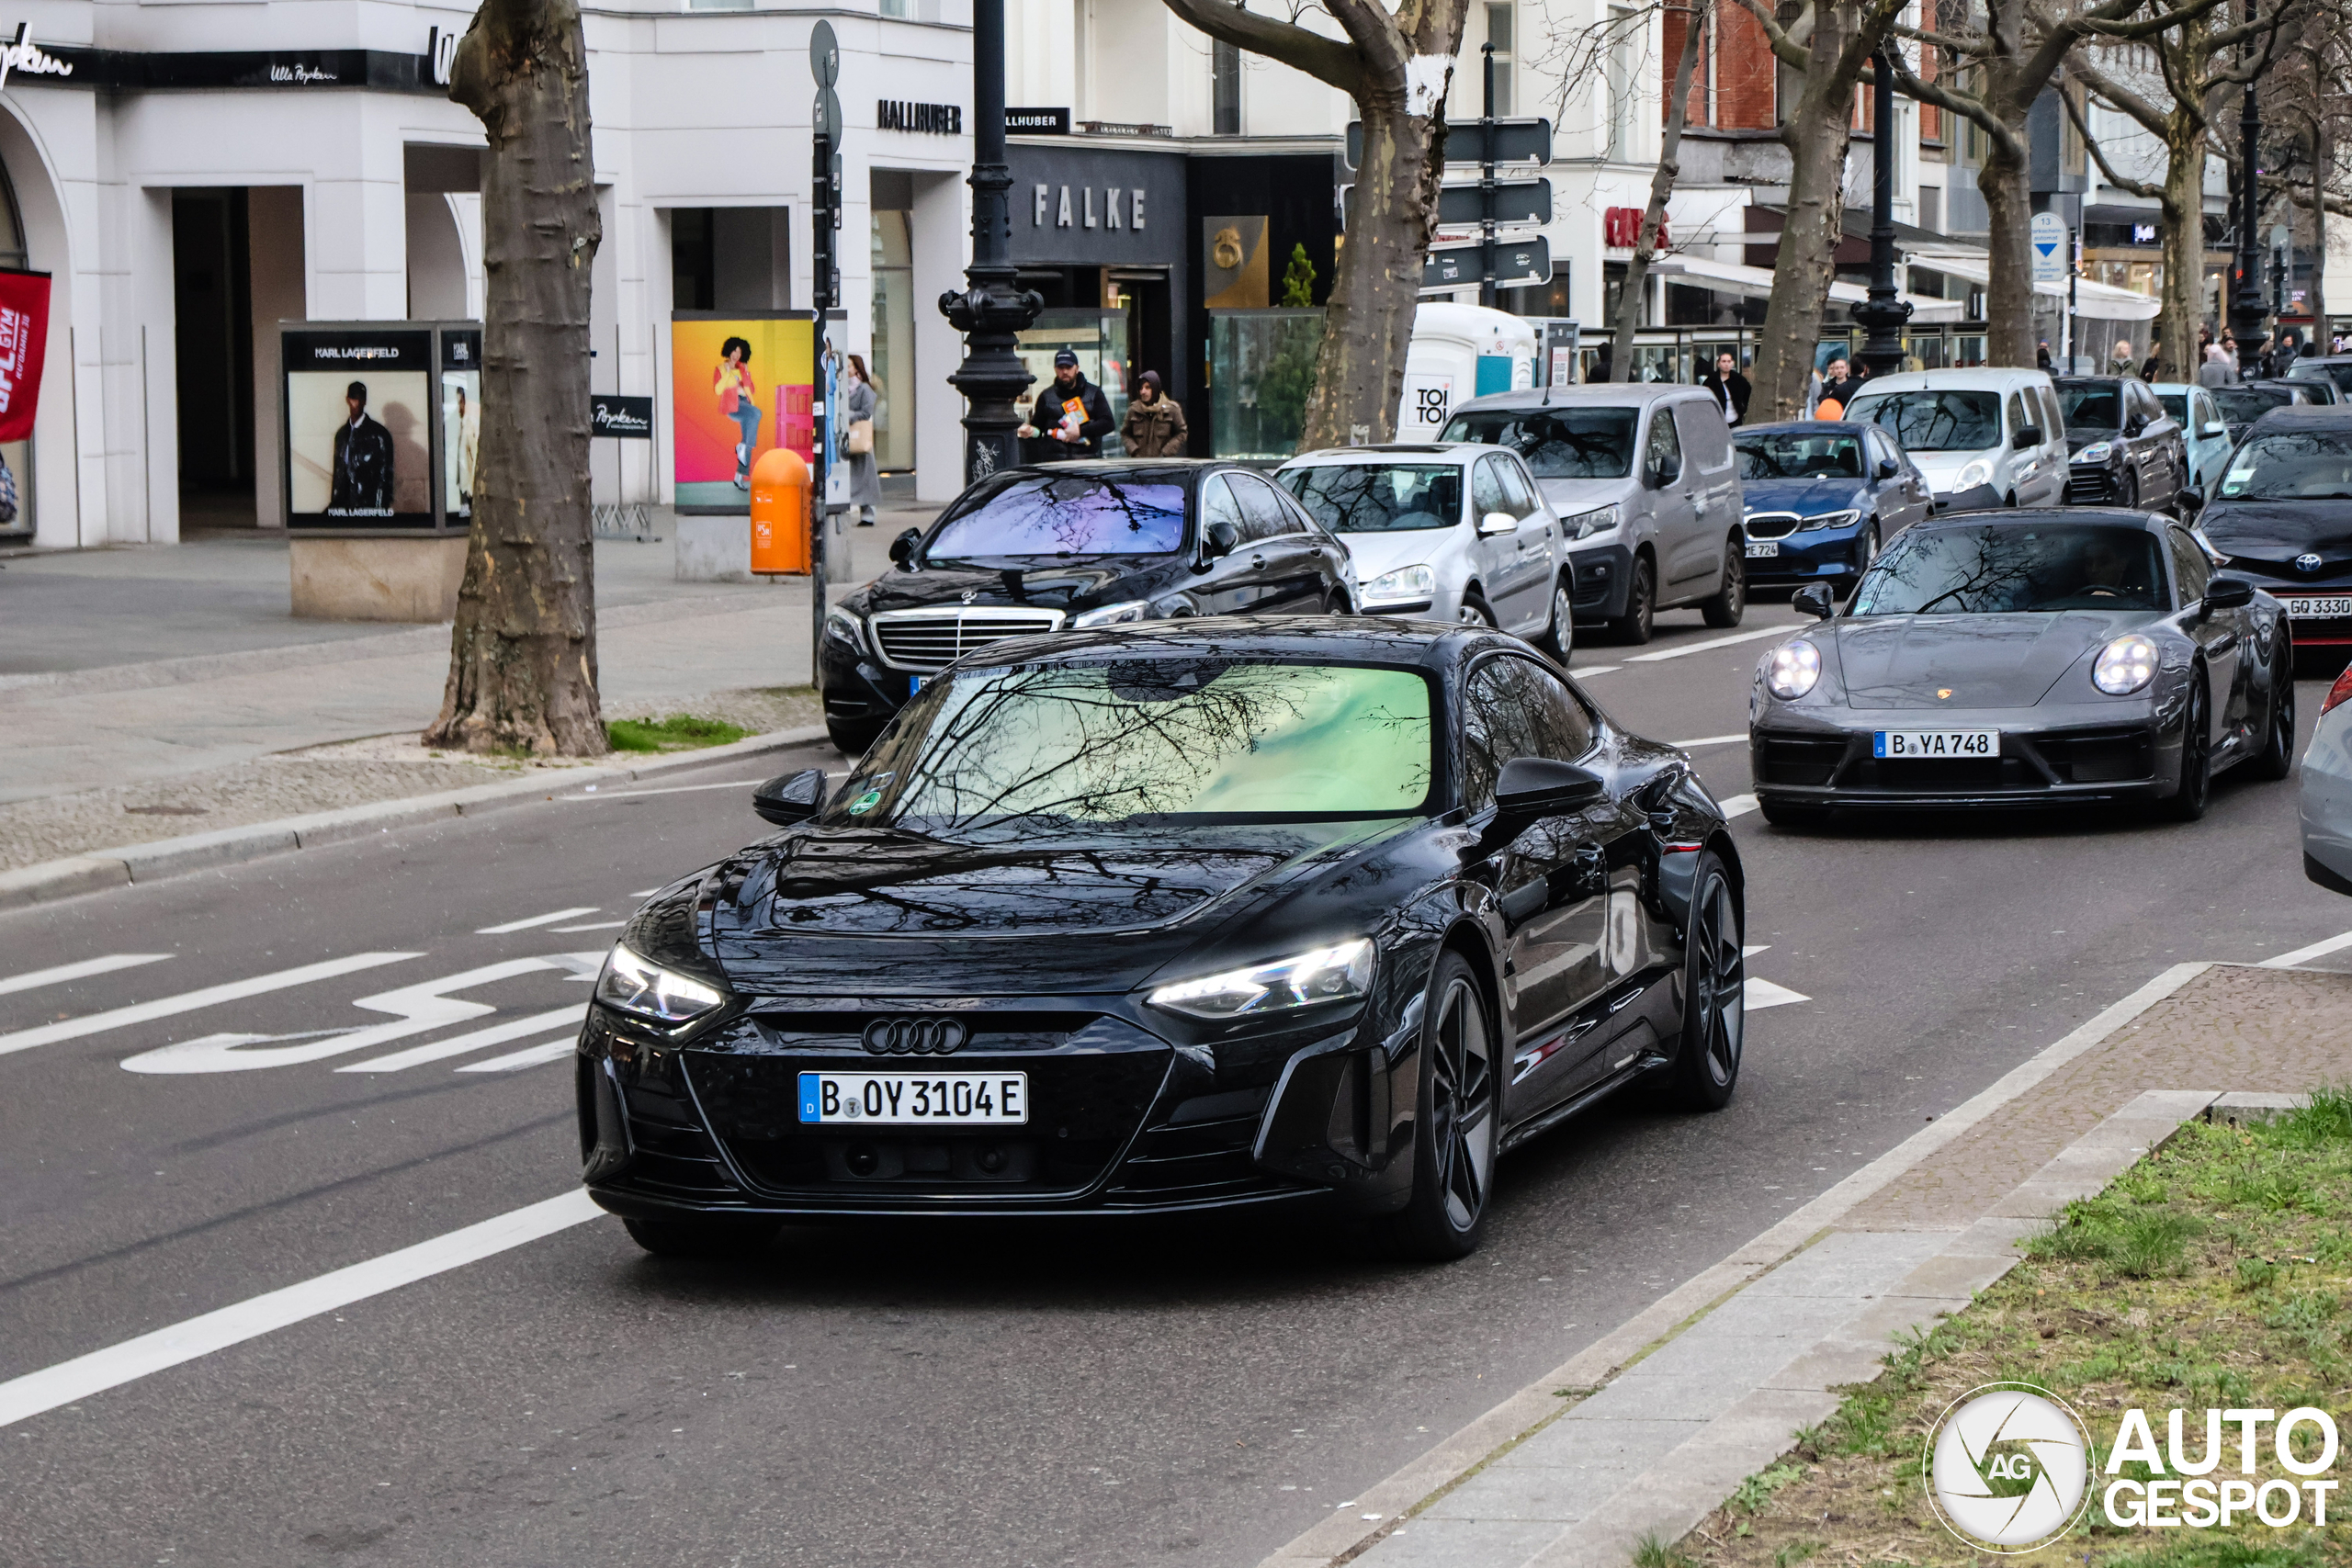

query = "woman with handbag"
[843, 354, 881, 527]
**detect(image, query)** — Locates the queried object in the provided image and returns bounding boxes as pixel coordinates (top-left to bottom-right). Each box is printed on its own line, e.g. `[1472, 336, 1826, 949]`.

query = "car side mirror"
[1204, 519, 1240, 558]
[1875, 458, 1900, 479]
[1478, 510, 1519, 536]
[888, 528, 922, 567]
[752, 768, 829, 827]
[1481, 757, 1607, 852]
[2125, 416, 2146, 436]
[2177, 490, 2204, 517]
[1792, 582, 1837, 619]
[1647, 454, 1680, 488]
[2013, 425, 2042, 449]
[2203, 577, 2256, 613]
[2202, 422, 2227, 438]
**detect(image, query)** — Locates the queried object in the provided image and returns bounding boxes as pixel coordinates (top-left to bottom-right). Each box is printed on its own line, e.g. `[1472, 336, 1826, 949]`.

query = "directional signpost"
[1424, 236, 1550, 292]
[2030, 211, 2066, 286]
[1436, 177, 1552, 230]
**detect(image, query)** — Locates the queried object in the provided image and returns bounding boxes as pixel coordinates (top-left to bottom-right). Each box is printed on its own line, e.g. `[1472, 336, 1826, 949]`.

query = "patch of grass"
[1633, 1532, 1697, 1568]
[1727, 1463, 1805, 1516]
[2026, 1201, 2206, 1278]
[605, 714, 749, 752]
[1769, 1543, 1822, 1568]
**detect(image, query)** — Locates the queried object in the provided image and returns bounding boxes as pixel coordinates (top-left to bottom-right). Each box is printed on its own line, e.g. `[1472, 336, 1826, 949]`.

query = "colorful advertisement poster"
[670, 314, 814, 513]
[439, 329, 481, 524]
[282, 328, 435, 528]
[0, 267, 51, 444]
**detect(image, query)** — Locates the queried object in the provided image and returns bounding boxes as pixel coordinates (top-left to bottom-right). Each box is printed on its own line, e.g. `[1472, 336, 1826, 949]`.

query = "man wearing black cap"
[1018, 348, 1114, 461]
[328, 379, 396, 514]
[1119, 369, 1188, 456]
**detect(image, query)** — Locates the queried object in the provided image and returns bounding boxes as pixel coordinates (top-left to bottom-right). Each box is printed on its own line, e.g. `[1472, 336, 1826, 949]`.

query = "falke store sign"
[1007, 143, 1181, 267]
[877, 100, 962, 134]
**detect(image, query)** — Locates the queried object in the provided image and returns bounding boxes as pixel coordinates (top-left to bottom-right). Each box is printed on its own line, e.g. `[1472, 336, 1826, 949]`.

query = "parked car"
[586, 620, 1746, 1260]
[2198, 406, 2352, 661]
[1275, 442, 1572, 652]
[2302, 661, 2352, 893]
[1841, 367, 2070, 511]
[2151, 383, 2236, 505]
[2286, 355, 2352, 400]
[1732, 420, 1931, 598]
[2212, 379, 2336, 445]
[819, 462, 1357, 755]
[1747, 509, 2292, 823]
[1442, 384, 1746, 643]
[2053, 376, 2186, 511]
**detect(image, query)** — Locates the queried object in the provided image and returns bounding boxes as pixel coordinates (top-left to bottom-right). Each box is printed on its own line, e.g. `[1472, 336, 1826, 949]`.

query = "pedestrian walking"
[1701, 350, 1751, 426]
[2198, 343, 2238, 387]
[1119, 370, 1189, 456]
[1018, 350, 1114, 461]
[842, 354, 882, 527]
[2109, 339, 2138, 378]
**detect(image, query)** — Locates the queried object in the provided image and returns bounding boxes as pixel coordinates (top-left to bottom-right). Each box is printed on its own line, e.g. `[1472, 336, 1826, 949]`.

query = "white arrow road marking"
[0, 953, 173, 999]
[475, 908, 599, 935]
[0, 953, 420, 1061]
[1745, 977, 1810, 1010]
[2259, 930, 2352, 968]
[1743, 944, 1770, 957]
[339, 1006, 585, 1074]
[1568, 664, 1621, 678]
[1623, 624, 1796, 662]
[0, 1190, 603, 1430]
[1720, 794, 1758, 820]
[1670, 734, 1748, 749]
[628, 887, 662, 897]
[456, 1037, 578, 1073]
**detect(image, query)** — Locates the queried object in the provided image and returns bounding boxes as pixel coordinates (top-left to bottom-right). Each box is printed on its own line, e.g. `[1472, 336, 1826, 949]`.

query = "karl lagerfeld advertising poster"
[439, 329, 481, 524]
[281, 328, 435, 528]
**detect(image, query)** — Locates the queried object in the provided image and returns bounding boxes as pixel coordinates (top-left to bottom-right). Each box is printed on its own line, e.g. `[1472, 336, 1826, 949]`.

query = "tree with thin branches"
[1605, 0, 1716, 380]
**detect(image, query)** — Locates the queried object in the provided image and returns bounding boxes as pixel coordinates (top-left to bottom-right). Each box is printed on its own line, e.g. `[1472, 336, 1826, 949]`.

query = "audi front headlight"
[1800, 509, 1860, 532]
[1764, 639, 1823, 700]
[595, 944, 727, 1026]
[823, 605, 867, 654]
[1146, 938, 1374, 1021]
[1363, 565, 1436, 604]
[1073, 599, 1150, 628]
[1954, 458, 1994, 491]
[2075, 441, 2113, 466]
[2092, 634, 2159, 695]
[1563, 503, 1622, 540]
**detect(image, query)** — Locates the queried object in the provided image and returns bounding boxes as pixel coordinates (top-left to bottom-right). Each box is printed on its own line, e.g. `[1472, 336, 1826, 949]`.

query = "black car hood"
[707, 818, 1428, 996]
[1741, 476, 1868, 516]
[1832, 612, 2147, 708]
[853, 557, 1172, 615]
[2200, 502, 2352, 570]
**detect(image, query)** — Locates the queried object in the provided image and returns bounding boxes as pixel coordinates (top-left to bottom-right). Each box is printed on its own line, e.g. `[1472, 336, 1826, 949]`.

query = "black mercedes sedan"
[581, 622, 1746, 1261]
[2199, 407, 2352, 659]
[1747, 508, 2293, 823]
[819, 462, 1357, 754]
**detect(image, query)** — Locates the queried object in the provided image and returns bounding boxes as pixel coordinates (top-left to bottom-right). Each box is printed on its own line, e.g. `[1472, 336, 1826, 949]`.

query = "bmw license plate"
[1745, 539, 1780, 558]
[1875, 728, 1999, 759]
[797, 1071, 1027, 1125]
[2281, 596, 2352, 620]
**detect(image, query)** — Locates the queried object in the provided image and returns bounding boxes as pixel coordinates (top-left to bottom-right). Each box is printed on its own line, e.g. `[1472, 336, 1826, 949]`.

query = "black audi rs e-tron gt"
[579, 620, 1746, 1261]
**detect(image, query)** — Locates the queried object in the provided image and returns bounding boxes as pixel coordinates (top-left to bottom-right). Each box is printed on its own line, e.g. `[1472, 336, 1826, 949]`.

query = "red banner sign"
[0, 269, 50, 443]
[1602, 207, 1668, 249]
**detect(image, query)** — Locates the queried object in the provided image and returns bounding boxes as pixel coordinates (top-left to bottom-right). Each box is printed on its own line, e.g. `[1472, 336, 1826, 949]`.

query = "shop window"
[1605, 8, 1634, 161]
[870, 209, 916, 472]
[1207, 309, 1318, 459]
[672, 209, 714, 311]
[1017, 310, 1131, 459]
[1487, 3, 1516, 116]
[1919, 186, 1941, 234]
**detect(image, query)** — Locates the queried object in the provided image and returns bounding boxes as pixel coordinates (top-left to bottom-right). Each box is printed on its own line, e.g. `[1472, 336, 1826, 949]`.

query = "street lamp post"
[2229, 1, 2270, 377]
[1852, 50, 1913, 378]
[939, 0, 1042, 483]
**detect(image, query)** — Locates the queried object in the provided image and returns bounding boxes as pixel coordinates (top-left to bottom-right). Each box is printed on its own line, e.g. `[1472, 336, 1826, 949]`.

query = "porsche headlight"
[1764, 639, 1823, 700]
[1073, 599, 1150, 628]
[1146, 938, 1374, 1021]
[1800, 509, 1860, 532]
[1954, 458, 1993, 491]
[595, 944, 727, 1026]
[1363, 565, 1436, 604]
[1563, 503, 1621, 540]
[823, 605, 867, 653]
[2092, 634, 2160, 695]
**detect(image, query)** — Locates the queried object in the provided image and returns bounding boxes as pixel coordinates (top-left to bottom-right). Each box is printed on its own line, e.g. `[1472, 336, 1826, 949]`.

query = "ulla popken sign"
[591, 394, 653, 439]
[0, 268, 52, 443]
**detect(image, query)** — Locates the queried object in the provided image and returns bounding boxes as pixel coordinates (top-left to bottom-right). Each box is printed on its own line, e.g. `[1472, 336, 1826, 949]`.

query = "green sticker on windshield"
[847, 788, 884, 816]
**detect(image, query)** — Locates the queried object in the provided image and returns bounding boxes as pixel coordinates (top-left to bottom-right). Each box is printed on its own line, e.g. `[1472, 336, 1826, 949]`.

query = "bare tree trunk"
[1977, 128, 2038, 367]
[1751, 4, 1863, 420]
[1306, 93, 1448, 443]
[2157, 109, 2211, 379]
[426, 0, 605, 757]
[1610, 0, 1713, 380]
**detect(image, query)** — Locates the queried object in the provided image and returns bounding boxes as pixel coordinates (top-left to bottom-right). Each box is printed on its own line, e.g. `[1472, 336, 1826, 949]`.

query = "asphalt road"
[5, 606, 2350, 1568]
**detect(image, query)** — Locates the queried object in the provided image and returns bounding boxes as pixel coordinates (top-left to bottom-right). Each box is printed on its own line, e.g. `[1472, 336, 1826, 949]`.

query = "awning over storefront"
[1645, 254, 1964, 323]
[1907, 254, 2162, 321]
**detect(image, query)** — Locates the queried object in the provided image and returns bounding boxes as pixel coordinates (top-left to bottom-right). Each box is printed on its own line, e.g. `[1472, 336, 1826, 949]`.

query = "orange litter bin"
[749, 447, 811, 574]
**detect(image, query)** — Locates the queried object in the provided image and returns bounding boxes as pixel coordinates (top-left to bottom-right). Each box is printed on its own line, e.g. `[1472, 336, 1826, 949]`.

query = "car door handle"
[2211, 631, 2239, 655]
[1250, 555, 1266, 570]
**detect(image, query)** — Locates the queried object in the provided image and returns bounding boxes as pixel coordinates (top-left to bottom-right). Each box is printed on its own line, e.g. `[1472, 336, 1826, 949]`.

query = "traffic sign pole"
[1479, 42, 1498, 308]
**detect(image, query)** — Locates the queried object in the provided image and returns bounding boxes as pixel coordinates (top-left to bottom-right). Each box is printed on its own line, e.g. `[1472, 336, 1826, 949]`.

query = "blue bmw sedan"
[1736, 421, 1932, 598]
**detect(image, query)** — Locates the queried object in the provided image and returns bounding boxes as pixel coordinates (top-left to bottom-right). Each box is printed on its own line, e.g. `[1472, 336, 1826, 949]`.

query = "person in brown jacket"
[1120, 370, 1189, 457]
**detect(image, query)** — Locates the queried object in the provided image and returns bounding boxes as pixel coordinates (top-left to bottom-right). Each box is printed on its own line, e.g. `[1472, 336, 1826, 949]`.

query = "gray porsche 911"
[1747, 509, 2296, 823]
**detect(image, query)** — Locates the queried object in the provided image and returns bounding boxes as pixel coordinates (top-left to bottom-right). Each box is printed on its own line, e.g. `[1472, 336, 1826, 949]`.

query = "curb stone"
[0, 725, 832, 911]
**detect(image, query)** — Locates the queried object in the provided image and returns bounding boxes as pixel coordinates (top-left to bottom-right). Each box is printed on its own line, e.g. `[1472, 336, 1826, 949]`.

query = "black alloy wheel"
[2246, 664, 2297, 781]
[1382, 952, 1498, 1260]
[1609, 555, 1657, 645]
[1544, 576, 1576, 658]
[1670, 853, 1745, 1110]
[2166, 675, 2212, 821]
[1701, 536, 1747, 627]
[1458, 591, 1499, 628]
[623, 1214, 782, 1258]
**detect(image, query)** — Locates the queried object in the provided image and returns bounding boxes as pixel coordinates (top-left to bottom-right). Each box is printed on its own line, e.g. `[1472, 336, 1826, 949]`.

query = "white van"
[1396, 302, 1535, 440]
[1840, 367, 2069, 511]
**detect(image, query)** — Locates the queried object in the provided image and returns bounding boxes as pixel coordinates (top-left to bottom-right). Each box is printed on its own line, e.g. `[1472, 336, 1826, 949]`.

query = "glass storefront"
[869, 209, 917, 473]
[1206, 308, 1317, 459]
[0, 156, 31, 539]
[1016, 310, 1131, 458]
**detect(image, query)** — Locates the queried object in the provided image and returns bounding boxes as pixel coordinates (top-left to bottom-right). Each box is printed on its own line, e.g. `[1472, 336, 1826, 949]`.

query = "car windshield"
[2214, 431, 2352, 502]
[2213, 387, 2294, 424]
[1844, 389, 2000, 452]
[826, 660, 1437, 829]
[2292, 364, 2352, 394]
[1735, 431, 1863, 480]
[1850, 525, 2168, 615]
[1439, 408, 1638, 478]
[2055, 383, 2123, 430]
[925, 473, 1187, 559]
[1280, 464, 1462, 532]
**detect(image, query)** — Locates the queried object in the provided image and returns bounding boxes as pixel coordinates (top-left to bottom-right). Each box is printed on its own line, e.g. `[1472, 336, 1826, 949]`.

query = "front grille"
[2066, 469, 2117, 505]
[2225, 556, 2352, 585]
[869, 608, 1066, 673]
[1744, 512, 1802, 541]
[1755, 733, 1849, 786]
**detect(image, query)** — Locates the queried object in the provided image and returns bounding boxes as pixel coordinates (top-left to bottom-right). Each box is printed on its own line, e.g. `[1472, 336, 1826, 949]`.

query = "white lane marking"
[1745, 977, 1810, 1010]
[0, 1190, 603, 1431]
[1720, 794, 1758, 820]
[628, 887, 662, 897]
[550, 920, 627, 933]
[1568, 664, 1621, 678]
[0, 953, 172, 999]
[457, 1037, 577, 1073]
[1670, 734, 1747, 750]
[476, 908, 599, 935]
[1743, 944, 1770, 957]
[123, 953, 603, 1075]
[561, 778, 767, 802]
[337, 1006, 585, 1074]
[1623, 624, 1795, 663]
[2258, 930, 2352, 968]
[0, 953, 420, 1061]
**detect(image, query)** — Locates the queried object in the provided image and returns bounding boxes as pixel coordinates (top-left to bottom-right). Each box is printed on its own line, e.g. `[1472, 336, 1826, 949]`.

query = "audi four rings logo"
[2298, 553, 2324, 573]
[861, 1017, 969, 1055]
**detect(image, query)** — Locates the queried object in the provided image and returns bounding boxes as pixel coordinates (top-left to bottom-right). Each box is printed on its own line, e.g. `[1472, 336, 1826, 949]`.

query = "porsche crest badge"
[1937, 688, 1953, 699]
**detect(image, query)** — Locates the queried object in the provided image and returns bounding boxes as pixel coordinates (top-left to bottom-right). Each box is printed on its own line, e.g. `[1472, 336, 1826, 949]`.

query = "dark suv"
[2055, 377, 2185, 511]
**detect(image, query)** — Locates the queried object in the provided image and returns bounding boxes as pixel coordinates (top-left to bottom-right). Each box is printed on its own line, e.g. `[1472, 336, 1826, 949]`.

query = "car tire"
[2245, 665, 2297, 781]
[1758, 798, 1829, 829]
[1668, 852, 1744, 1111]
[2165, 675, 2213, 821]
[1607, 555, 1656, 645]
[1701, 536, 1746, 627]
[1458, 591, 1498, 628]
[622, 1214, 781, 1258]
[2120, 469, 2139, 512]
[826, 720, 884, 758]
[1379, 952, 1498, 1262]
[1542, 575, 1575, 659]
